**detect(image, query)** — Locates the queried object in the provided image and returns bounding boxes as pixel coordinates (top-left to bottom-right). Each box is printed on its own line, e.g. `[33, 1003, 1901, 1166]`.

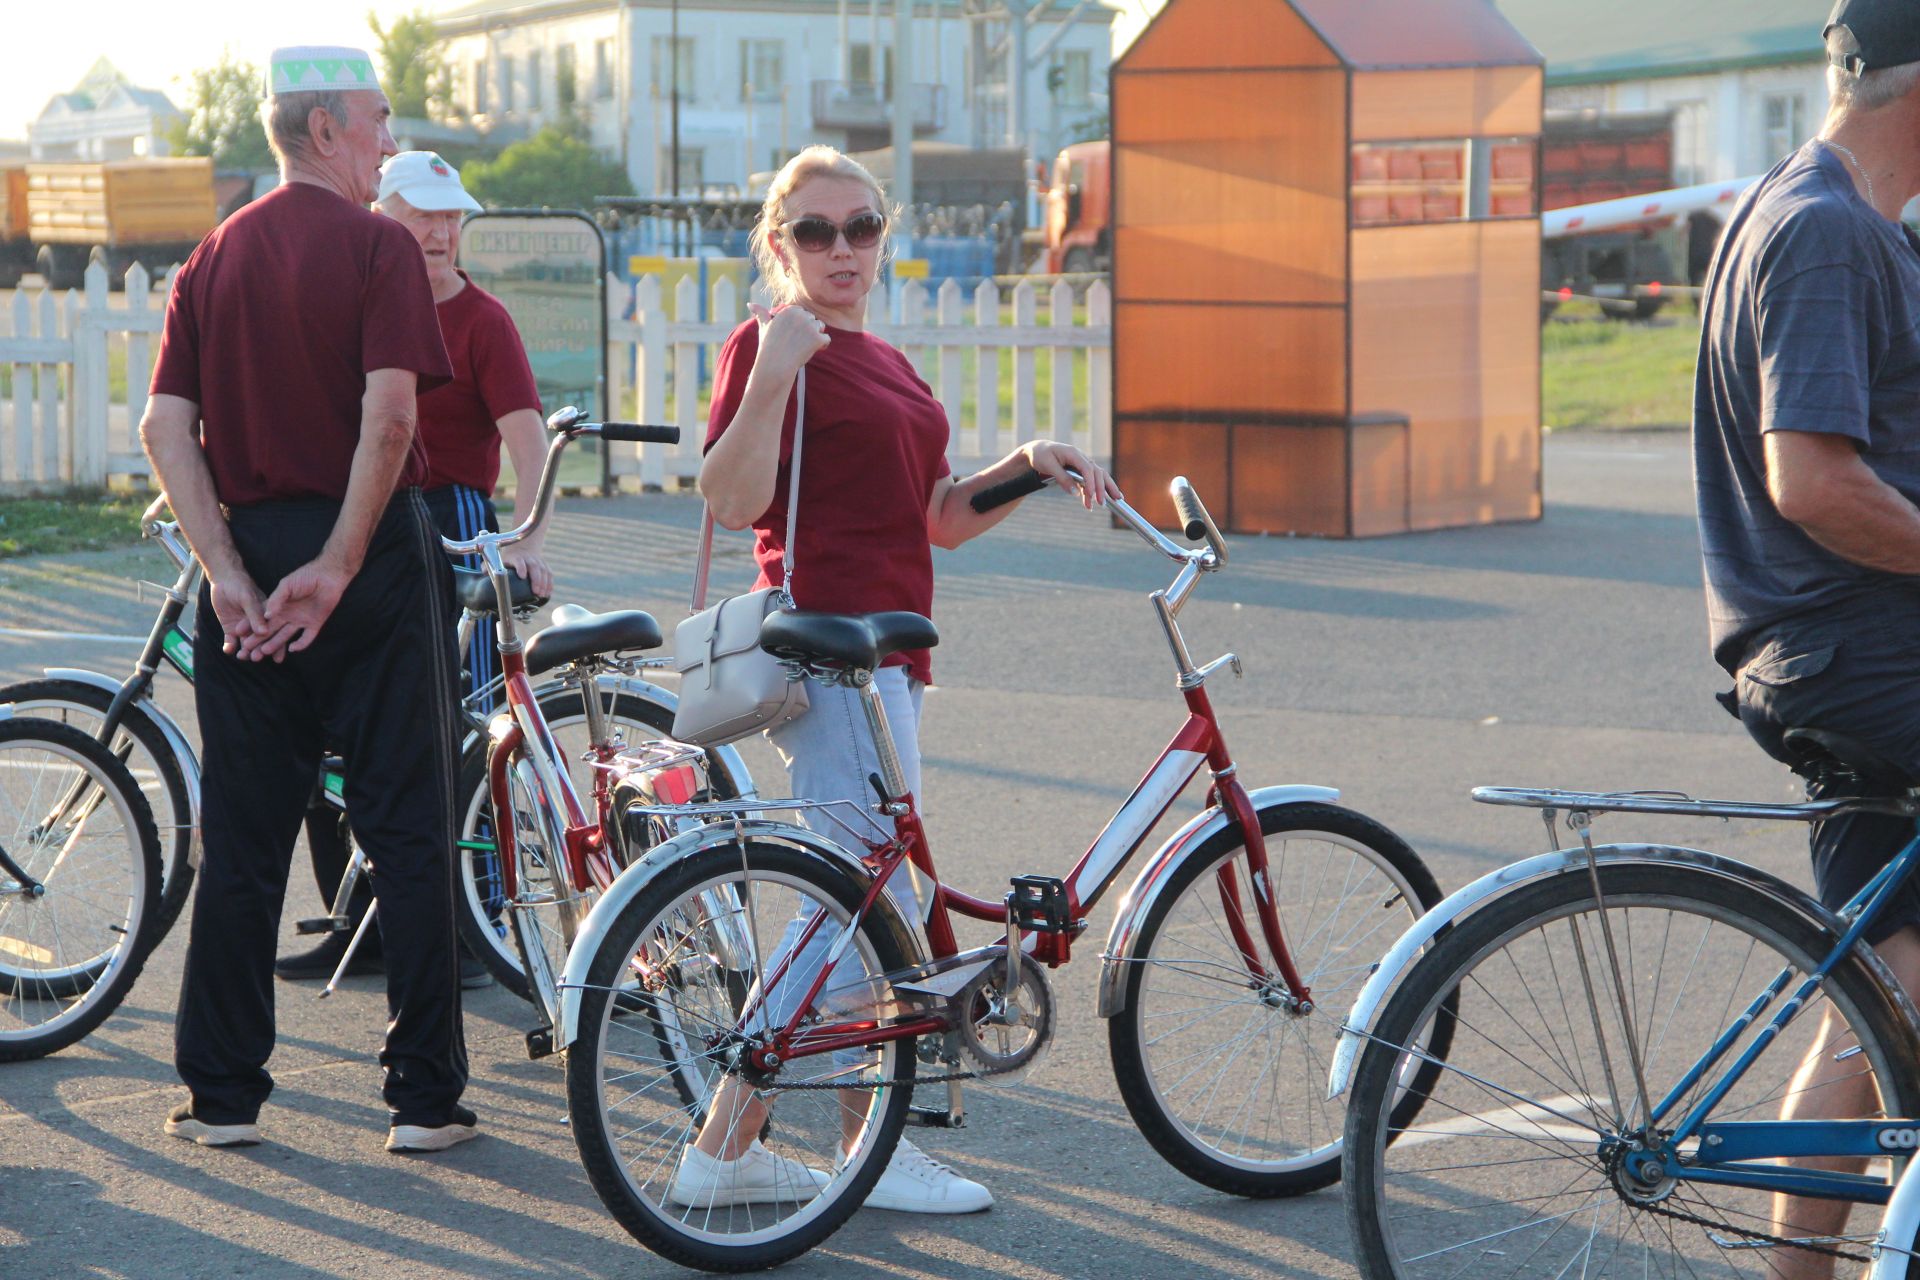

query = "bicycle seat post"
[852, 673, 911, 809]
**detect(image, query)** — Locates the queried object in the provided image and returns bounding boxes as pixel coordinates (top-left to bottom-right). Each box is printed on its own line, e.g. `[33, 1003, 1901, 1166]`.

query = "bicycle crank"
[946, 949, 1055, 1086]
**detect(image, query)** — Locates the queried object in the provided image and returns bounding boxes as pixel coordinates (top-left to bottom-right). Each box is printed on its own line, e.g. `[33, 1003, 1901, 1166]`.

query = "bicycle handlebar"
[441, 408, 680, 558]
[967, 465, 1227, 569]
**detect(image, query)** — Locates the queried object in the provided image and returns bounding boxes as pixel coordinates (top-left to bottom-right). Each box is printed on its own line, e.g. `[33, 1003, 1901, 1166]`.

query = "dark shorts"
[1730, 589, 1920, 943]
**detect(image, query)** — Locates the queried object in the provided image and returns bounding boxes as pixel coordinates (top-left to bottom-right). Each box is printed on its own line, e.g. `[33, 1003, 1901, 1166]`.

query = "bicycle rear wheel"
[1343, 860, 1920, 1280]
[0, 678, 194, 940]
[456, 685, 748, 999]
[567, 841, 915, 1271]
[1107, 802, 1450, 1197]
[0, 717, 162, 1060]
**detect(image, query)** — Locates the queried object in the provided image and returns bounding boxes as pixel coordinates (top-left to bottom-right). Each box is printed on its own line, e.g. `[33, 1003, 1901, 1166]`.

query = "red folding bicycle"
[552, 469, 1456, 1271]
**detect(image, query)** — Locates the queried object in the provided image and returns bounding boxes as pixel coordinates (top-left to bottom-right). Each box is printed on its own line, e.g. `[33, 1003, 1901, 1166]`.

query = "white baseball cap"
[377, 151, 483, 213]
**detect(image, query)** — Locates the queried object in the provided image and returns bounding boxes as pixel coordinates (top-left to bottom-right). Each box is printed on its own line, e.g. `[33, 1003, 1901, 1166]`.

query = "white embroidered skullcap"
[266, 47, 382, 96]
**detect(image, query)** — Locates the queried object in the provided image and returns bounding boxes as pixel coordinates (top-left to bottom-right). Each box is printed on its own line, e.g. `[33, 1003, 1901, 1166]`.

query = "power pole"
[891, 0, 914, 257]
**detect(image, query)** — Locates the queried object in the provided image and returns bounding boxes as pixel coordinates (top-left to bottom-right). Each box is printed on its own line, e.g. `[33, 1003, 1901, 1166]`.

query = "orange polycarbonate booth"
[1110, 0, 1544, 536]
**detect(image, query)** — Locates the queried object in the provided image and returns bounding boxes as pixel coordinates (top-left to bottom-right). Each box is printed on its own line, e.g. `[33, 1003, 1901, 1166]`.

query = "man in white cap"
[278, 151, 549, 988]
[140, 46, 474, 1154]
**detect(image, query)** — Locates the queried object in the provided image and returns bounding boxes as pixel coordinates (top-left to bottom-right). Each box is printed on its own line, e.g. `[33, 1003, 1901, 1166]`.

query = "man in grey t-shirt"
[1695, 3, 1920, 1272]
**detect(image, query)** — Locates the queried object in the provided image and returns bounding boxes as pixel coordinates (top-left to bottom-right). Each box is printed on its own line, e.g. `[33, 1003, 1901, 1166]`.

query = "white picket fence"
[0, 264, 1111, 492]
[604, 272, 1111, 488]
[1, 262, 161, 488]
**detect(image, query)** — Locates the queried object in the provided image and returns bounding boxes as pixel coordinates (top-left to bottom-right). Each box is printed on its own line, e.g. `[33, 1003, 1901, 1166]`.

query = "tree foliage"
[166, 55, 274, 171]
[369, 9, 449, 119]
[462, 128, 633, 210]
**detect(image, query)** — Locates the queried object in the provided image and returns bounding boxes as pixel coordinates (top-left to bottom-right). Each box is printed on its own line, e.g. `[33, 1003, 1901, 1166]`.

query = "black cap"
[1826, 0, 1920, 74]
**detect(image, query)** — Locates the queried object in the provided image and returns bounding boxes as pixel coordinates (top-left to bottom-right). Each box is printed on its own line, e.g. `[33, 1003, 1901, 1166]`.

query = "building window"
[594, 38, 614, 99]
[556, 44, 577, 108]
[1670, 99, 1708, 184]
[500, 54, 515, 113]
[528, 50, 543, 109]
[653, 36, 696, 101]
[1056, 50, 1091, 108]
[1763, 92, 1805, 166]
[740, 39, 782, 102]
[850, 43, 893, 96]
[659, 145, 704, 194]
[474, 59, 489, 114]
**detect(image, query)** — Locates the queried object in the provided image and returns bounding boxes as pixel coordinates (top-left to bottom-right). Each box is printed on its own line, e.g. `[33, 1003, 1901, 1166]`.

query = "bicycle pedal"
[525, 1026, 556, 1060]
[1007, 875, 1074, 933]
[904, 1105, 965, 1129]
[295, 915, 349, 935]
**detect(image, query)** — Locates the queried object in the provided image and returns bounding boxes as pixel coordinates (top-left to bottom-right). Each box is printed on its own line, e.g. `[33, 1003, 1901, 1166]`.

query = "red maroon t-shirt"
[150, 183, 452, 506]
[419, 271, 542, 493]
[705, 317, 952, 683]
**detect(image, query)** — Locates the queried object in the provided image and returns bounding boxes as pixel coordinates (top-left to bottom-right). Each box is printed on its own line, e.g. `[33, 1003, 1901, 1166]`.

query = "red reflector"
[1557, 287, 1573, 300]
[1647, 280, 1663, 296]
[651, 765, 699, 805]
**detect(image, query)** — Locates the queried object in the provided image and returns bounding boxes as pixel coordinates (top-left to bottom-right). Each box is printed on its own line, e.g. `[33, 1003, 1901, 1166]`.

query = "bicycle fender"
[555, 818, 929, 1049]
[38, 668, 203, 867]
[464, 673, 758, 801]
[1872, 1169, 1920, 1279]
[1096, 785, 1339, 1020]
[1324, 842, 1900, 1101]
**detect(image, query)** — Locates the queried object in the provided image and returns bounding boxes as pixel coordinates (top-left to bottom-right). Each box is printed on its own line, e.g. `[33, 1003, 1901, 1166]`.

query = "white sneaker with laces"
[668, 1140, 831, 1208]
[859, 1137, 994, 1214]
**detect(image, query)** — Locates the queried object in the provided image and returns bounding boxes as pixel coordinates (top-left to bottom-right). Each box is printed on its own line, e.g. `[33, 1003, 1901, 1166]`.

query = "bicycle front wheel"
[0, 717, 163, 1060]
[1343, 860, 1920, 1280]
[1107, 802, 1449, 1197]
[566, 841, 915, 1272]
[0, 678, 195, 941]
[456, 685, 749, 999]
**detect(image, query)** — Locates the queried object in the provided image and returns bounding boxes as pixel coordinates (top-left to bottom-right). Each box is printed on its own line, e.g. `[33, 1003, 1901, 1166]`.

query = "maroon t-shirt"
[150, 183, 452, 506]
[705, 317, 952, 683]
[419, 272, 542, 493]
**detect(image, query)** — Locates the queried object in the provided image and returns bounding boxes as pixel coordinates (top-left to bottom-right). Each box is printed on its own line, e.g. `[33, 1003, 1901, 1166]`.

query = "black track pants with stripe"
[177, 489, 468, 1127]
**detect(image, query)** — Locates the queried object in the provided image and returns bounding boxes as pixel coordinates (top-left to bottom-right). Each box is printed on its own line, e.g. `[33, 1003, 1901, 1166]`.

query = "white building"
[1494, 0, 1824, 186]
[430, 0, 1115, 195]
[29, 59, 181, 161]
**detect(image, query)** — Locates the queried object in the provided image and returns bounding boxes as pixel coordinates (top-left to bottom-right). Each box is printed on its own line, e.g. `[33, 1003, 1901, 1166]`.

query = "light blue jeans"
[758, 668, 924, 1032]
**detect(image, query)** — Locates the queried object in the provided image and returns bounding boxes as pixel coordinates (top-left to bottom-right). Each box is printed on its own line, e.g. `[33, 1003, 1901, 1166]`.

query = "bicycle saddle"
[451, 566, 545, 616]
[758, 610, 939, 673]
[1780, 727, 1918, 794]
[525, 605, 664, 677]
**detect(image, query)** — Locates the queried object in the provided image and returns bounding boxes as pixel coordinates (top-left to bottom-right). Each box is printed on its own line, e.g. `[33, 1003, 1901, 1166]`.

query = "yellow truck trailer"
[0, 157, 217, 289]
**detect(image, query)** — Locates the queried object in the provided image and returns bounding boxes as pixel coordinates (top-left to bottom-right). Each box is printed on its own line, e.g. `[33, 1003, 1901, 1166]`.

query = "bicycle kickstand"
[319, 903, 379, 1000]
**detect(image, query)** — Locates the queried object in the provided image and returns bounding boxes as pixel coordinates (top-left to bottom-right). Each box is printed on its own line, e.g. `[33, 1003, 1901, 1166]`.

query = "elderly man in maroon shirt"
[139, 46, 475, 1154]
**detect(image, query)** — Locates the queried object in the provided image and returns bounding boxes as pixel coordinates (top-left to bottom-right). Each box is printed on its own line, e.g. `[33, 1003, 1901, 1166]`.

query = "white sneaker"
[860, 1138, 994, 1214]
[667, 1140, 831, 1208]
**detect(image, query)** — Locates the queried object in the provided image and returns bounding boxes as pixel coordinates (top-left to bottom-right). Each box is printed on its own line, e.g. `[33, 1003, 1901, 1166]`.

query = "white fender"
[1872, 1167, 1920, 1279]
[1096, 785, 1339, 1019]
[1325, 843, 1899, 1100]
[37, 668, 203, 866]
[556, 818, 928, 1048]
[478, 673, 757, 800]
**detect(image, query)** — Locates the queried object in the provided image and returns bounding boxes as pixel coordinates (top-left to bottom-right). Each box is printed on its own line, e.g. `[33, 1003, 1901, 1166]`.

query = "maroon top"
[705, 317, 952, 683]
[419, 272, 542, 493]
[150, 183, 452, 506]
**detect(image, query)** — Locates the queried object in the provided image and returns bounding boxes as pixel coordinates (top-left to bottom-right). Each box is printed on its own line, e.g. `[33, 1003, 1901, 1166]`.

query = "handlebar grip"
[599, 422, 681, 445]
[1170, 476, 1229, 565]
[969, 467, 1051, 514]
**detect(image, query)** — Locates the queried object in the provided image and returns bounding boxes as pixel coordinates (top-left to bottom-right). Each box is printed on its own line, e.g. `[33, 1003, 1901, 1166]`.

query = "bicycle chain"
[1630, 1182, 1871, 1263]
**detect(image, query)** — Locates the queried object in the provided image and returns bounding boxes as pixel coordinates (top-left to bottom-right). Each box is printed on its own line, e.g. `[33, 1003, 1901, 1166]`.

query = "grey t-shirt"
[1694, 140, 1920, 673]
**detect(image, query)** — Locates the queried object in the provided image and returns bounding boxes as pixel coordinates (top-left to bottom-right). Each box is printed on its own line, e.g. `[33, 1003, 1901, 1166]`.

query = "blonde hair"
[749, 145, 893, 306]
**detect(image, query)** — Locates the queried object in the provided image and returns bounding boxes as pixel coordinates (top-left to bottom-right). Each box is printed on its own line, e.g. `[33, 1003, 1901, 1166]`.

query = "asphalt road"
[0, 431, 1822, 1279]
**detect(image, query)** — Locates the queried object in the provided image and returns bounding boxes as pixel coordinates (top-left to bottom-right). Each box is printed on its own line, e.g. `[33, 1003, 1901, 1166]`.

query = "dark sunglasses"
[783, 212, 886, 252]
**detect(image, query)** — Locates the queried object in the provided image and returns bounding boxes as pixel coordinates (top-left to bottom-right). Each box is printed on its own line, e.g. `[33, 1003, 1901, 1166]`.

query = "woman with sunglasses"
[693, 145, 1119, 1215]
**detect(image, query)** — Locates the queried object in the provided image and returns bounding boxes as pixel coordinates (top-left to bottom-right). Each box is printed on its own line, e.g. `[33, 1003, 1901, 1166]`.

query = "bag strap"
[690, 364, 805, 613]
